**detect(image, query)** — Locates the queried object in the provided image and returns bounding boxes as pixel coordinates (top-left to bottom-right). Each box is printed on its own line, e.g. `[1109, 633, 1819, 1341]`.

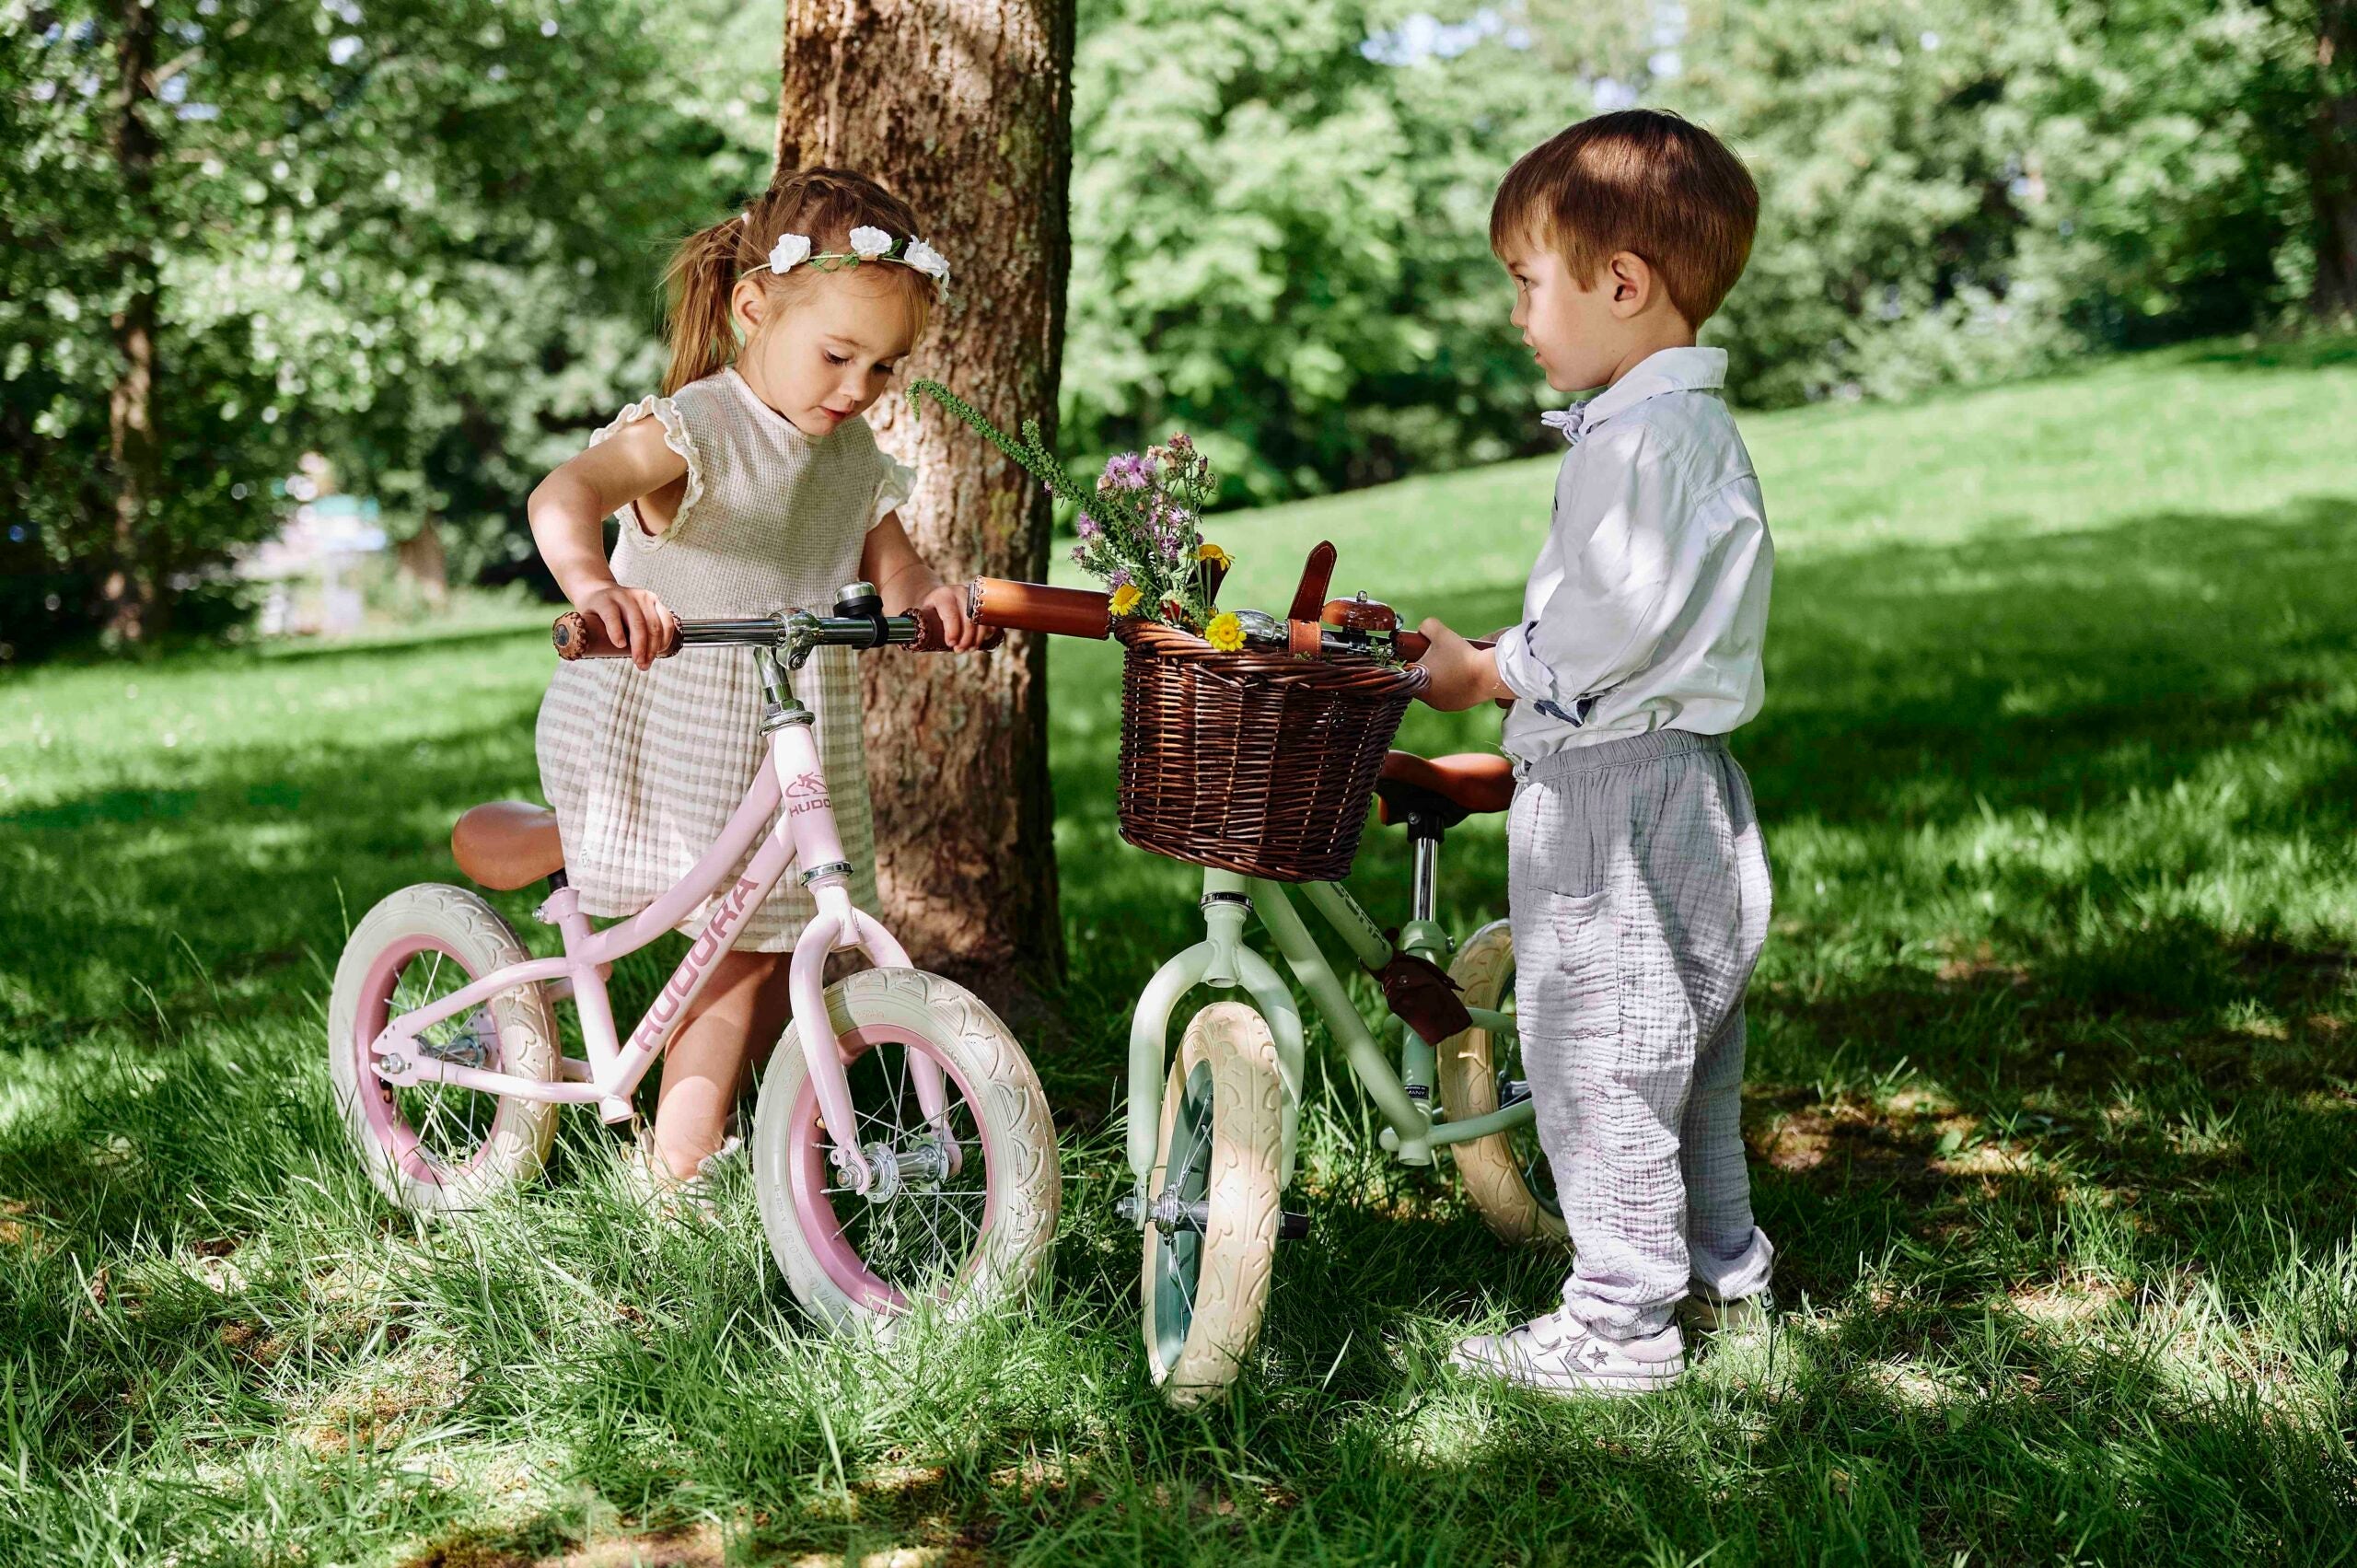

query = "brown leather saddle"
[1374, 749, 1514, 835]
[449, 801, 565, 890]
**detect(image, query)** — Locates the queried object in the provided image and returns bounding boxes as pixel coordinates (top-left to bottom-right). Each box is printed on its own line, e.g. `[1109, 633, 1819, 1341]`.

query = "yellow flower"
[1109, 583, 1143, 617]
[1203, 611, 1245, 653]
[1196, 540, 1233, 569]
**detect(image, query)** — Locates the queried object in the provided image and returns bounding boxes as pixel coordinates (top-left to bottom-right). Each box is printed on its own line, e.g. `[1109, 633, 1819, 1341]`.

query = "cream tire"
[1439, 919, 1567, 1245]
[328, 884, 560, 1214]
[752, 967, 1061, 1335]
[1140, 1002, 1286, 1408]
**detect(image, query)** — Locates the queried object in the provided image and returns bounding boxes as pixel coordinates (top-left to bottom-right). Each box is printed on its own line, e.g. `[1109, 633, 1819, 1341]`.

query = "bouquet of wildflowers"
[910, 381, 1245, 651]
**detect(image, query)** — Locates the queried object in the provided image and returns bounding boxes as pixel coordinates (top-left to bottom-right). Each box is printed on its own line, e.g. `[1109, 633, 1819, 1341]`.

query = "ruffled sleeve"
[589, 394, 703, 546]
[868, 453, 918, 530]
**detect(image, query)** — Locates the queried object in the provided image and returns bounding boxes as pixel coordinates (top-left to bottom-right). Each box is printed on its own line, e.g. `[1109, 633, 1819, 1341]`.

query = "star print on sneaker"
[1448, 1308, 1687, 1397]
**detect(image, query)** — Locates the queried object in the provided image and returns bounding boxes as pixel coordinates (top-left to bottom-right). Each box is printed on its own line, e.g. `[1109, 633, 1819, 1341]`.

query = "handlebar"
[552, 604, 944, 668]
[964, 577, 1440, 662]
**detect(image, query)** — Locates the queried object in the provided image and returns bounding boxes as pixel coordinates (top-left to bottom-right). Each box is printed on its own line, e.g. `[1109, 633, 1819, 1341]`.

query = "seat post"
[1410, 831, 1440, 924]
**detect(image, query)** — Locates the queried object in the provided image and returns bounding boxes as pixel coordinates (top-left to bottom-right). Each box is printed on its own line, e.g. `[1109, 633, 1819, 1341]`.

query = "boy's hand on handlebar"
[577, 585, 676, 670]
[1414, 618, 1511, 712]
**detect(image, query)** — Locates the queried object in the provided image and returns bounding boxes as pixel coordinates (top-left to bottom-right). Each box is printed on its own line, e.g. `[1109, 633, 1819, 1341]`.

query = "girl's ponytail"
[660, 217, 749, 396]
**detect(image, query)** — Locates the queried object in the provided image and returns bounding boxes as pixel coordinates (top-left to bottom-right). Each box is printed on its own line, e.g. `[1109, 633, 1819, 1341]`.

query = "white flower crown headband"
[741, 220, 951, 288]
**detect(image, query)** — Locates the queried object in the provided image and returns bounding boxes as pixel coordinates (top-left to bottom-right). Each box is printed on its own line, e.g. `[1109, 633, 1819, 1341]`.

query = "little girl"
[529, 167, 983, 1194]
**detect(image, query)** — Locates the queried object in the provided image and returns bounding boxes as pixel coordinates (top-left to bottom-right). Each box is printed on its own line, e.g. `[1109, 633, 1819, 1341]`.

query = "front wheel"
[1140, 1002, 1285, 1408]
[1439, 919, 1565, 1245]
[751, 967, 1060, 1334]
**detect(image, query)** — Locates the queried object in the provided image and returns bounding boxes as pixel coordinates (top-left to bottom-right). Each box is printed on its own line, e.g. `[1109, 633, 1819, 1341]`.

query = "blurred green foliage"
[1065, 0, 2343, 494]
[0, 0, 779, 658]
[5, 0, 2345, 656]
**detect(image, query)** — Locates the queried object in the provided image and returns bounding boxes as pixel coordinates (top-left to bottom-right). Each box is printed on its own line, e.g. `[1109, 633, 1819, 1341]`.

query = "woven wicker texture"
[1115, 620, 1429, 882]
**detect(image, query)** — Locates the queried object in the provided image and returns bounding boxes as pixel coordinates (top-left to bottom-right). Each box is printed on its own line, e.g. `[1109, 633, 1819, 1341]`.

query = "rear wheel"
[1439, 919, 1565, 1245]
[328, 885, 560, 1214]
[751, 968, 1059, 1334]
[1139, 1003, 1285, 1408]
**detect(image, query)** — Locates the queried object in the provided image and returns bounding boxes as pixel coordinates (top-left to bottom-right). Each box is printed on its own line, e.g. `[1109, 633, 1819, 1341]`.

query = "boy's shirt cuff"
[1493, 621, 1591, 727]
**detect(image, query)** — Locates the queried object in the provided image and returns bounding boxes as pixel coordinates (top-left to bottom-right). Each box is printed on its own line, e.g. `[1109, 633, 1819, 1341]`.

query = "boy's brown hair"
[1491, 110, 1759, 328]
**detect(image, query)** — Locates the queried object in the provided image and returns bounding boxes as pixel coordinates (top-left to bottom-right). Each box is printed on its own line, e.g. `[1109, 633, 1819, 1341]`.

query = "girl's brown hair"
[661, 167, 938, 395]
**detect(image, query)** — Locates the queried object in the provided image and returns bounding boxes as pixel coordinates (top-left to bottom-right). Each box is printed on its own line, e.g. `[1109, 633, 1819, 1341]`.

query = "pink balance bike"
[325, 584, 1061, 1333]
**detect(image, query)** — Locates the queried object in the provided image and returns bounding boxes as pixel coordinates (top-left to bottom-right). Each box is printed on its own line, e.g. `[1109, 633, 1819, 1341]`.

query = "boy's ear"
[1605, 251, 1654, 318]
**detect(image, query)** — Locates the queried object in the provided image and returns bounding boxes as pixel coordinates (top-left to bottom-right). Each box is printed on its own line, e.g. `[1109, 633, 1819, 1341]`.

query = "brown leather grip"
[1287, 541, 1338, 623]
[967, 578, 1111, 640]
[1392, 632, 1490, 664]
[552, 610, 679, 661]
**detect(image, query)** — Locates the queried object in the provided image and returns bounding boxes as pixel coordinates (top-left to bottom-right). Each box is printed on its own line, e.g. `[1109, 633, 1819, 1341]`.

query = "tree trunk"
[2313, 0, 2357, 318]
[777, 0, 1074, 998]
[102, 0, 164, 643]
[397, 517, 452, 610]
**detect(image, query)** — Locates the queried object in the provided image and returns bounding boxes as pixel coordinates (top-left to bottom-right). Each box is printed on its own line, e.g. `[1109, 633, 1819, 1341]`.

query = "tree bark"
[2314, 1, 2357, 318]
[102, 0, 164, 642]
[778, 0, 1074, 998]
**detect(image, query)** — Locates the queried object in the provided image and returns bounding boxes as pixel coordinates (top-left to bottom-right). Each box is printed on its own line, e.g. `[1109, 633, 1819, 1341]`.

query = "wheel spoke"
[820, 1039, 998, 1296]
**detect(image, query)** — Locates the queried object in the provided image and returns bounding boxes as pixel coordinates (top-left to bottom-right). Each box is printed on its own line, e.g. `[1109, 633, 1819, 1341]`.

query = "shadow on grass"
[4, 494, 2356, 1563]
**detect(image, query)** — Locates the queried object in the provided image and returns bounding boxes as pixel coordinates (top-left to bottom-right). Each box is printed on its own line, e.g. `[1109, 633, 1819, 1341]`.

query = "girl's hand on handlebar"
[576, 585, 676, 670]
[922, 582, 986, 652]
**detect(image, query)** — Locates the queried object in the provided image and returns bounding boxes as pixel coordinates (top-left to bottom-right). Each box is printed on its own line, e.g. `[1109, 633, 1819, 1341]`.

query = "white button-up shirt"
[1494, 345, 1772, 762]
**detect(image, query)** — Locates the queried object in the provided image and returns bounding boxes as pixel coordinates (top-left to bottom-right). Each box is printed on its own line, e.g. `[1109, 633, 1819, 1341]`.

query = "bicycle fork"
[1122, 870, 1307, 1204]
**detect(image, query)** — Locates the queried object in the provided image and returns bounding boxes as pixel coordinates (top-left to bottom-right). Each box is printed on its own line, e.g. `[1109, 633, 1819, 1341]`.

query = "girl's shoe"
[618, 1126, 741, 1225]
[1447, 1308, 1686, 1397]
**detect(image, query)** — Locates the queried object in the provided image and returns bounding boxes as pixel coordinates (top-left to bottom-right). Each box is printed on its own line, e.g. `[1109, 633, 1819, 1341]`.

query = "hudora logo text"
[638, 876, 763, 1039]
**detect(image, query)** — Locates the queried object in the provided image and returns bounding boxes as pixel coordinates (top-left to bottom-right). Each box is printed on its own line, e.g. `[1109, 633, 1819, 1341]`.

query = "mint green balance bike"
[965, 571, 1562, 1408]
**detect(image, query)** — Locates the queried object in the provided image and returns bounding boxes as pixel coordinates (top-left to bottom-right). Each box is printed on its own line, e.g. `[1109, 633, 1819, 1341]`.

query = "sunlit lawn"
[3, 338, 2355, 1564]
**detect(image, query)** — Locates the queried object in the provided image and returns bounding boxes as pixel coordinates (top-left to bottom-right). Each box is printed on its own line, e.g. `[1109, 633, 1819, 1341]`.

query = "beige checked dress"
[535, 366, 913, 951]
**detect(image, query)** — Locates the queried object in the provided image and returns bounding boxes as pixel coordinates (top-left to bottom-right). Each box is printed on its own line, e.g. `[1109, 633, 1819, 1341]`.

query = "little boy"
[1415, 110, 1776, 1395]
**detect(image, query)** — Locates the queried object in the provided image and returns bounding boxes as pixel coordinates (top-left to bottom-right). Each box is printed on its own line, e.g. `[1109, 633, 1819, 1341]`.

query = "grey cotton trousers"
[1508, 728, 1776, 1339]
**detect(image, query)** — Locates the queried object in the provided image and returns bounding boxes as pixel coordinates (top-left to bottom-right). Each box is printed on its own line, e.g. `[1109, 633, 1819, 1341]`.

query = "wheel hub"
[833, 1136, 953, 1202]
[418, 1010, 494, 1070]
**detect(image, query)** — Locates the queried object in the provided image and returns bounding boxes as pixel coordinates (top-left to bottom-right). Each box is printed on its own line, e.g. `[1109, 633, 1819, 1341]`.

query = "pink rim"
[786, 1025, 1002, 1315]
[353, 935, 512, 1186]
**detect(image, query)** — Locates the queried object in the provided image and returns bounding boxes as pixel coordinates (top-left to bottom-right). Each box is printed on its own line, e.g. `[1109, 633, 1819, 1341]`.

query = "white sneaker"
[618, 1129, 741, 1225]
[1448, 1308, 1687, 1397]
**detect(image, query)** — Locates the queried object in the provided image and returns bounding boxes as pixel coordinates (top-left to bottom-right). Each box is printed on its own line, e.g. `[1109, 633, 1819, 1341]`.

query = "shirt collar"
[1540, 345, 1727, 445]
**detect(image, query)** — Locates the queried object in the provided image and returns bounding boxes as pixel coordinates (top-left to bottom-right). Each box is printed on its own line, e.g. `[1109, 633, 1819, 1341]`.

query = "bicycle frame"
[364, 655, 945, 1191]
[1123, 859, 1531, 1201]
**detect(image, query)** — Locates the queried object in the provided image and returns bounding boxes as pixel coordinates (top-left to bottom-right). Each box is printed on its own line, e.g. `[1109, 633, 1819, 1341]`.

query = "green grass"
[5, 338, 2356, 1565]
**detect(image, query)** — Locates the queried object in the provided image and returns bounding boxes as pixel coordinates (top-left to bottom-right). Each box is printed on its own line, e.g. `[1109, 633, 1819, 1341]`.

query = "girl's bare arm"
[862, 512, 984, 651]
[528, 420, 689, 668]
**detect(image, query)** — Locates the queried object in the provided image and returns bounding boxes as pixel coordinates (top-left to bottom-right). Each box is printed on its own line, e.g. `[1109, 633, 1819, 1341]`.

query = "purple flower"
[1075, 511, 1101, 541]
[1101, 452, 1154, 492]
[1071, 544, 1087, 565]
[1107, 567, 1133, 590]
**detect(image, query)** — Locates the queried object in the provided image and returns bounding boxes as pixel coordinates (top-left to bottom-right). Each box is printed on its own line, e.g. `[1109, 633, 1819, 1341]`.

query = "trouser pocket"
[1514, 886, 1620, 1043]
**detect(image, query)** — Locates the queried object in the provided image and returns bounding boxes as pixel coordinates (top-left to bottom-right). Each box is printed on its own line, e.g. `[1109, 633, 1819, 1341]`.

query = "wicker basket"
[1114, 619, 1429, 882]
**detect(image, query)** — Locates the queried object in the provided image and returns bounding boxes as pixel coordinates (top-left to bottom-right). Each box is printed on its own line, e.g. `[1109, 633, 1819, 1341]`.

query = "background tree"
[2308, 0, 2357, 316]
[1062, 0, 1578, 505]
[12, 0, 2351, 670]
[776, 0, 1076, 994]
[0, 0, 773, 655]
